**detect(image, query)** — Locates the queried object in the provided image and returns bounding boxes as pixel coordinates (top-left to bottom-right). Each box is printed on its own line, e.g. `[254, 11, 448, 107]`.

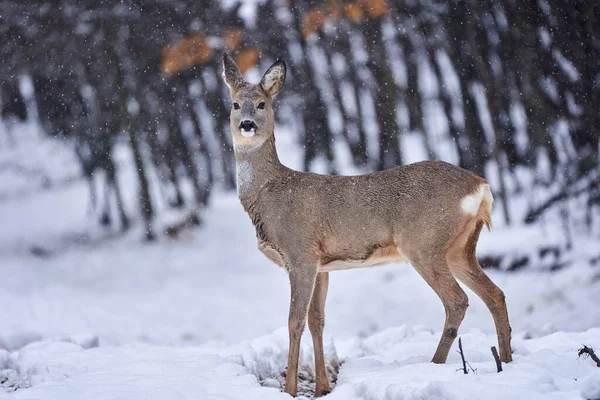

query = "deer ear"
[260, 59, 286, 97]
[222, 53, 245, 92]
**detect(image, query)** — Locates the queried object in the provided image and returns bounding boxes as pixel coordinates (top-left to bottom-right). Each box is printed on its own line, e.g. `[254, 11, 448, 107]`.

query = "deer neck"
[234, 135, 285, 208]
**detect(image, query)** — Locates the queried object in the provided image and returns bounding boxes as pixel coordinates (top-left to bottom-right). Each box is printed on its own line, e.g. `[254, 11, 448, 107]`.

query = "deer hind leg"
[447, 221, 513, 363]
[308, 272, 331, 397]
[284, 262, 318, 397]
[411, 256, 469, 364]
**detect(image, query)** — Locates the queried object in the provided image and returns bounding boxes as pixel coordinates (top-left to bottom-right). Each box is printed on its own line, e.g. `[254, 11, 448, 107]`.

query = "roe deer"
[222, 53, 512, 397]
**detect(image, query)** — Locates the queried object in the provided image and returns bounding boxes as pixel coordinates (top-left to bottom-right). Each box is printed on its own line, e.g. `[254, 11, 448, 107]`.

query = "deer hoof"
[315, 388, 331, 397]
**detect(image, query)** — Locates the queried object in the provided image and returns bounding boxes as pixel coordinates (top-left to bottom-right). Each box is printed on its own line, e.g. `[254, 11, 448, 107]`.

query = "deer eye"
[257, 102, 266, 110]
[233, 103, 240, 110]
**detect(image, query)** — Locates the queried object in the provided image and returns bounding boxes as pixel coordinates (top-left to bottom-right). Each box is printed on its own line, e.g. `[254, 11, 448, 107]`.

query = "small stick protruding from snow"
[455, 337, 477, 375]
[578, 345, 600, 367]
[491, 346, 503, 372]
[458, 337, 468, 374]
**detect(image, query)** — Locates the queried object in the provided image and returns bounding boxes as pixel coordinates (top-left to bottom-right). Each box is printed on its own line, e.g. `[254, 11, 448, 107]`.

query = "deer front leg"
[284, 263, 318, 397]
[308, 272, 331, 397]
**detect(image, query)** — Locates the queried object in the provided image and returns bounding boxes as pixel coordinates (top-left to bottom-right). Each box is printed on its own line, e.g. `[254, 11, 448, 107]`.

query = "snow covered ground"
[1, 128, 600, 399]
[2, 325, 600, 399]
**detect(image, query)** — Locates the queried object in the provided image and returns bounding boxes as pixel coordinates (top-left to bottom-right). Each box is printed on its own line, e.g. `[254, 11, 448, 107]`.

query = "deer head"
[222, 53, 286, 150]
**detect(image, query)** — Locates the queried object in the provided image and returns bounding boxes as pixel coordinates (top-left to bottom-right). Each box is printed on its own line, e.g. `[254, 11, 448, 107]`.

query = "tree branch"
[458, 337, 468, 374]
[579, 345, 600, 367]
[491, 346, 503, 372]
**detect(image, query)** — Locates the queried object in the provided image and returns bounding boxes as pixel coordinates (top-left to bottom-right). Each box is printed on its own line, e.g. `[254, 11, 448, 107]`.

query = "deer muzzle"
[239, 120, 258, 137]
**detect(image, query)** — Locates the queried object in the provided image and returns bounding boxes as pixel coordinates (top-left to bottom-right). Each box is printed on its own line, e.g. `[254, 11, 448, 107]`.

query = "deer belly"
[318, 243, 409, 272]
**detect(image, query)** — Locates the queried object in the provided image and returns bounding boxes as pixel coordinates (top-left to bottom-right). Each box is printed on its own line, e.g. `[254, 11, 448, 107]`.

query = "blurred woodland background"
[0, 0, 598, 243]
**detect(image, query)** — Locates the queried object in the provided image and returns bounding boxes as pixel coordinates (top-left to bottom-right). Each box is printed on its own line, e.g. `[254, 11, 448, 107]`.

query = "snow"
[581, 370, 600, 400]
[0, 122, 80, 201]
[331, 328, 600, 400]
[2, 338, 287, 399]
[2, 328, 599, 399]
[553, 50, 580, 83]
[1, 126, 600, 399]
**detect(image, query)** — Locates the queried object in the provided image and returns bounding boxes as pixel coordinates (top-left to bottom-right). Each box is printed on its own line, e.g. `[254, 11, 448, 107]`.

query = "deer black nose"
[240, 120, 256, 131]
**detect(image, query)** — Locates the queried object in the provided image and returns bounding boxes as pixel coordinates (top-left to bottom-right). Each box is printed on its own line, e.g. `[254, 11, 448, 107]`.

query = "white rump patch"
[236, 161, 253, 194]
[461, 184, 492, 215]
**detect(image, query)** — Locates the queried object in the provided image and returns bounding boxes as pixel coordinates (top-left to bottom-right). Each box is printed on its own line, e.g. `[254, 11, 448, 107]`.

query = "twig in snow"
[491, 346, 503, 372]
[456, 337, 476, 374]
[578, 345, 600, 367]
